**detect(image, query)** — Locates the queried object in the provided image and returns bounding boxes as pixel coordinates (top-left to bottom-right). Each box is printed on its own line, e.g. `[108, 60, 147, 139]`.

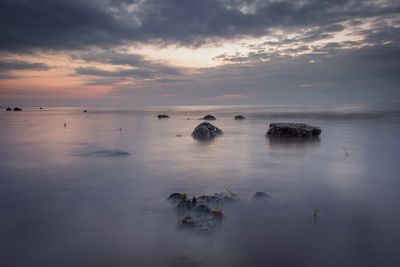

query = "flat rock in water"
[234, 115, 246, 120]
[191, 122, 223, 140]
[157, 114, 170, 119]
[80, 149, 130, 157]
[266, 123, 321, 138]
[202, 114, 216, 120]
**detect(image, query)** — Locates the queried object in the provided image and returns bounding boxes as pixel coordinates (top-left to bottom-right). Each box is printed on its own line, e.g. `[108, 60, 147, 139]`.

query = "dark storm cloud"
[73, 51, 183, 75]
[0, 60, 49, 79]
[1, 0, 400, 51]
[74, 50, 185, 83]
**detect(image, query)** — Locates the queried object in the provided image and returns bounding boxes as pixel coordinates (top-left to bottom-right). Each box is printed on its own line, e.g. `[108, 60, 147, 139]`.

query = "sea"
[1, 104, 400, 267]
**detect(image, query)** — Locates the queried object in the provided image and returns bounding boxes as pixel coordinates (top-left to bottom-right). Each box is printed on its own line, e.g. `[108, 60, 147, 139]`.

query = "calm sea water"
[1, 104, 400, 267]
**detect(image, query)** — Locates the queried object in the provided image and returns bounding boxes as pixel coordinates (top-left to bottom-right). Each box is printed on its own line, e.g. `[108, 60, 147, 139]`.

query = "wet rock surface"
[202, 114, 216, 120]
[167, 191, 237, 233]
[266, 123, 321, 138]
[157, 114, 170, 119]
[191, 122, 223, 140]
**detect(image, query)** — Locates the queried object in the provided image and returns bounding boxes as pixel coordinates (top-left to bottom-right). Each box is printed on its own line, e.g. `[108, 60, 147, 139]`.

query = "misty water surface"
[1, 104, 400, 267]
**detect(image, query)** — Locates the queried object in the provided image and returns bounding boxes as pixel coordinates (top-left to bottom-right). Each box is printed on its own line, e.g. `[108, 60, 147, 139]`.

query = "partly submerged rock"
[168, 191, 234, 233]
[266, 123, 321, 138]
[202, 114, 216, 120]
[157, 114, 170, 119]
[197, 191, 239, 203]
[80, 149, 130, 157]
[234, 115, 246, 120]
[83, 110, 88, 113]
[195, 204, 212, 214]
[167, 192, 188, 203]
[6, 107, 11, 111]
[13, 107, 23, 111]
[191, 122, 223, 140]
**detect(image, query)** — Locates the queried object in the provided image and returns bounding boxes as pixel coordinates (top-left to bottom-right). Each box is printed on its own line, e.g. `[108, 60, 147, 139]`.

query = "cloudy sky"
[0, 0, 399, 106]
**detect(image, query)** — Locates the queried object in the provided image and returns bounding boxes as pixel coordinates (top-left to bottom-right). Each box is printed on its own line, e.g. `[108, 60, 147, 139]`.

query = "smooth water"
[1, 104, 400, 267]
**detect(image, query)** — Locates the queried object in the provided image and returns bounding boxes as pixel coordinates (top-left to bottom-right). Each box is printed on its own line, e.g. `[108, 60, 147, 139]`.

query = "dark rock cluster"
[167, 191, 238, 233]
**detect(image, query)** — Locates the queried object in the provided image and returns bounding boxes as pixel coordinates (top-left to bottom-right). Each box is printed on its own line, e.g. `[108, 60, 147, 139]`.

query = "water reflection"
[267, 136, 321, 147]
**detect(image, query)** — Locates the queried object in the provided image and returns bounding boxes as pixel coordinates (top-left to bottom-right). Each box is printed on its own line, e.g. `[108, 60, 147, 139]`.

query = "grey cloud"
[1, 0, 400, 51]
[76, 66, 156, 78]
[74, 50, 185, 83]
[0, 60, 49, 79]
[74, 51, 183, 75]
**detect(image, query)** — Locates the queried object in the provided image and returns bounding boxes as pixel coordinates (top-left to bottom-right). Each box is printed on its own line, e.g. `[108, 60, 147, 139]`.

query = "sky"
[0, 0, 399, 107]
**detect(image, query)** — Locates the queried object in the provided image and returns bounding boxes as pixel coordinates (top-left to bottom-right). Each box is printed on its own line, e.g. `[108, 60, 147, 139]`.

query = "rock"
[266, 123, 321, 138]
[80, 149, 130, 157]
[39, 107, 43, 110]
[191, 122, 223, 140]
[13, 107, 23, 111]
[6, 107, 11, 111]
[211, 209, 224, 220]
[167, 192, 188, 203]
[252, 191, 269, 200]
[179, 216, 196, 228]
[157, 114, 169, 119]
[169, 192, 229, 234]
[234, 115, 246, 120]
[83, 110, 88, 113]
[195, 204, 211, 214]
[197, 191, 239, 203]
[202, 114, 216, 120]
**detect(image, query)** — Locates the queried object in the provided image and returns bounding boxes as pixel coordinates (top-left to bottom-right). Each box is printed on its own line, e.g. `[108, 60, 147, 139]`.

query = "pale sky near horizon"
[0, 0, 399, 107]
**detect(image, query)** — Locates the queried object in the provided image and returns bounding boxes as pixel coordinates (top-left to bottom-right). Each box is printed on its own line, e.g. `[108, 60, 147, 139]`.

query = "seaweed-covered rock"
[266, 123, 321, 138]
[234, 115, 245, 120]
[202, 114, 216, 120]
[191, 122, 223, 140]
[157, 114, 170, 119]
[13, 107, 23, 111]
